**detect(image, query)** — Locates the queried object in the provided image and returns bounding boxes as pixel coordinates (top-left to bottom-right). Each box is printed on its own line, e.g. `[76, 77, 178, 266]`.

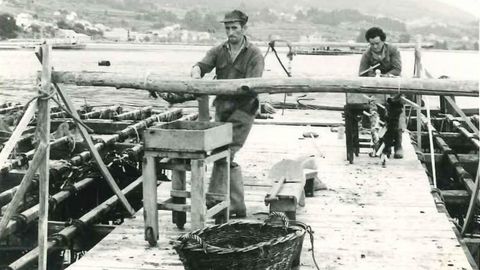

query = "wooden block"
[303, 169, 317, 197]
[267, 182, 305, 220]
[144, 121, 232, 152]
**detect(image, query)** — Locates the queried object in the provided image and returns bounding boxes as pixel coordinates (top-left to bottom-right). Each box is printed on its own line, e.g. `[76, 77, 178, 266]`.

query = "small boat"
[294, 47, 364, 55]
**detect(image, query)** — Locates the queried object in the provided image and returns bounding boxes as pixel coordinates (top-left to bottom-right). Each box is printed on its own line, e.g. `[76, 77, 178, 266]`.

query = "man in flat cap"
[191, 9, 264, 218]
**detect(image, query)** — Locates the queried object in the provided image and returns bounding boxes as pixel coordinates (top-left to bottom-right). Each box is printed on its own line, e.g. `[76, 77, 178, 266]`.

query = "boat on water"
[294, 47, 364, 55]
[20, 38, 87, 50]
[0, 38, 87, 50]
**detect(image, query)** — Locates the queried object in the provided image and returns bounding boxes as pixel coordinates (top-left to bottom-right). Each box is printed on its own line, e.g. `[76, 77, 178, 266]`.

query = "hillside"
[119, 0, 477, 25]
[1, 0, 478, 49]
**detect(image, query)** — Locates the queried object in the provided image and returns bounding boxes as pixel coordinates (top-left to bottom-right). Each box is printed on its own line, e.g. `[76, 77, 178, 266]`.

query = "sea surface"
[0, 43, 478, 109]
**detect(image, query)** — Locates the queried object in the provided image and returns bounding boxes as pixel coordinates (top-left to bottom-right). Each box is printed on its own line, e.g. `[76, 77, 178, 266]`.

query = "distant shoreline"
[0, 40, 478, 52]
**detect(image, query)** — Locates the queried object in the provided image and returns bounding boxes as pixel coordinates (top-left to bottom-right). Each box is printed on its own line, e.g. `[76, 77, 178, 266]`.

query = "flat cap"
[220, 10, 248, 23]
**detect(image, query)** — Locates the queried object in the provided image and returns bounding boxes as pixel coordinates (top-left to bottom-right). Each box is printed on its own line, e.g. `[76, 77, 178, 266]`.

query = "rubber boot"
[207, 159, 228, 208]
[393, 130, 403, 159]
[229, 164, 246, 218]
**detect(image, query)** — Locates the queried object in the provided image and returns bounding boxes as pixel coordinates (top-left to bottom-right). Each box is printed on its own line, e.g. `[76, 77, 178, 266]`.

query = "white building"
[55, 29, 91, 43]
[103, 28, 129, 42]
[16, 13, 33, 29]
[66, 12, 78, 22]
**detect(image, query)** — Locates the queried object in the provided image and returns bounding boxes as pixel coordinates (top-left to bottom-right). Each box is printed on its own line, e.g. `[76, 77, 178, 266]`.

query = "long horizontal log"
[51, 71, 479, 97]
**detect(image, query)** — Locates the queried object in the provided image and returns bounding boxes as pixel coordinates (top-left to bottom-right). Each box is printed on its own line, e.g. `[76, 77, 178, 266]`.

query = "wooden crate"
[144, 121, 232, 152]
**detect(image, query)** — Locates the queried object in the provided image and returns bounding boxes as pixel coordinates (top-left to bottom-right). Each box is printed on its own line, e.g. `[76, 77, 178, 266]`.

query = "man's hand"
[191, 65, 201, 79]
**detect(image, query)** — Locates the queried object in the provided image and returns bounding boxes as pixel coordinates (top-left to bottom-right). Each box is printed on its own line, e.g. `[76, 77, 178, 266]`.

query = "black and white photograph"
[0, 0, 479, 269]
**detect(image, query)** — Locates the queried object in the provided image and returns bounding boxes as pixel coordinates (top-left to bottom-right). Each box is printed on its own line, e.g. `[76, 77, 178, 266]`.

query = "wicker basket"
[173, 212, 307, 270]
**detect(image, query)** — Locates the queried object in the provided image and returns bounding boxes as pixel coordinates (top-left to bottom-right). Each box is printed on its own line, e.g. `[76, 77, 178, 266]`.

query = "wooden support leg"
[171, 163, 186, 229]
[142, 154, 158, 246]
[190, 159, 206, 230]
[353, 110, 360, 157]
[344, 105, 354, 164]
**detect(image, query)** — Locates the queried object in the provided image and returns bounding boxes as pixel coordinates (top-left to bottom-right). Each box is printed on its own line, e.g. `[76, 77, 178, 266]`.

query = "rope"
[143, 71, 151, 89]
[268, 41, 291, 77]
[424, 96, 437, 188]
[305, 225, 320, 270]
[70, 136, 76, 153]
[132, 125, 140, 142]
[265, 40, 293, 115]
[50, 97, 93, 133]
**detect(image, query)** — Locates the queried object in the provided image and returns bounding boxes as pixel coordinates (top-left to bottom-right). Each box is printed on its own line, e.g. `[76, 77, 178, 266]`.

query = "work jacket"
[196, 37, 264, 115]
[359, 43, 402, 77]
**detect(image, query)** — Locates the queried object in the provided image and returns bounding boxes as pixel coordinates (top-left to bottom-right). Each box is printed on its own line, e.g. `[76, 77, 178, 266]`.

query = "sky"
[434, 0, 480, 16]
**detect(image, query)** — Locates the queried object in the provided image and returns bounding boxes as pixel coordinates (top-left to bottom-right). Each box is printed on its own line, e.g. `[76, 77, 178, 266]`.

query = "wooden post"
[190, 159, 206, 230]
[197, 95, 210, 122]
[171, 168, 186, 228]
[37, 43, 52, 270]
[414, 40, 423, 149]
[142, 154, 158, 245]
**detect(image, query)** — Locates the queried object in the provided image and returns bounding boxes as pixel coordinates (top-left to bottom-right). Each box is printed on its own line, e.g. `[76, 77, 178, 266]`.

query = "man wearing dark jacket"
[359, 27, 405, 159]
[191, 10, 264, 217]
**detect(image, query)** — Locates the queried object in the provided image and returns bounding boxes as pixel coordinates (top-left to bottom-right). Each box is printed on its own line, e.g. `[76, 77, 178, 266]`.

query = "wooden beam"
[53, 83, 135, 216]
[0, 144, 47, 239]
[440, 190, 469, 205]
[51, 71, 479, 97]
[444, 97, 479, 134]
[37, 43, 52, 270]
[0, 102, 36, 169]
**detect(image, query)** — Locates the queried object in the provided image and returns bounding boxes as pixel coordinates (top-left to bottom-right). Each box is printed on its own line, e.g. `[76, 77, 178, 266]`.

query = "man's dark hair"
[365, 27, 386, 42]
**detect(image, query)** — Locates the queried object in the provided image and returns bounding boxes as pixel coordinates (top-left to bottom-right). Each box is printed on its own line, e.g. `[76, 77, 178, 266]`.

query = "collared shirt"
[359, 43, 402, 77]
[196, 37, 264, 79]
[227, 37, 245, 63]
[195, 36, 265, 115]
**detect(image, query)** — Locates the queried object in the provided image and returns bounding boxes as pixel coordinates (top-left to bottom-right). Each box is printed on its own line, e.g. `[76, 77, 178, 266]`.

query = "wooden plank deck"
[68, 111, 474, 270]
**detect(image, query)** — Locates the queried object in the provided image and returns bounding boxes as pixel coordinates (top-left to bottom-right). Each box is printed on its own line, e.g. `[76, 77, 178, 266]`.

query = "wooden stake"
[37, 43, 51, 270]
[414, 42, 423, 151]
[0, 102, 36, 167]
[0, 144, 47, 239]
[53, 83, 135, 216]
[462, 164, 480, 235]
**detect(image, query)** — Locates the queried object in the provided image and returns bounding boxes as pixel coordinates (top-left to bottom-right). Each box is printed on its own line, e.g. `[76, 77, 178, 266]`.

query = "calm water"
[0, 43, 478, 109]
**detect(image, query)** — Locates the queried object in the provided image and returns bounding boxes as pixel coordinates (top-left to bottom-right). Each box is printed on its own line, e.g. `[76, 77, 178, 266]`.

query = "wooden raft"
[68, 111, 475, 270]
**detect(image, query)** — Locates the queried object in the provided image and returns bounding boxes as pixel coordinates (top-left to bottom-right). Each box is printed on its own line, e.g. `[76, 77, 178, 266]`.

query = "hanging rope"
[264, 40, 294, 115]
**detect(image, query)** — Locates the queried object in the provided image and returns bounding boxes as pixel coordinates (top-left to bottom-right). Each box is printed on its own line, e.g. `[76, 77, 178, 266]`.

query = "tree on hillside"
[203, 13, 222, 33]
[183, 9, 203, 30]
[0, 13, 19, 39]
[398, 32, 411, 43]
[356, 28, 367, 42]
[258, 8, 278, 23]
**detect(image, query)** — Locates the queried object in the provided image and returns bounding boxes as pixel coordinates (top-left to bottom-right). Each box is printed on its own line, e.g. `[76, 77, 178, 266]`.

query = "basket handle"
[178, 233, 208, 253]
[264, 212, 289, 229]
